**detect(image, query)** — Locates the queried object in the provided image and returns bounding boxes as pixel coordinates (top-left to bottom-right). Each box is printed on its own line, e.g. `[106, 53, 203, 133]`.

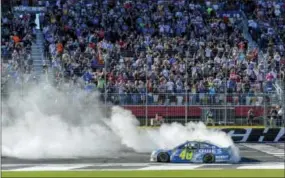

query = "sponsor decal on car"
[198, 149, 213, 153]
[215, 155, 229, 159]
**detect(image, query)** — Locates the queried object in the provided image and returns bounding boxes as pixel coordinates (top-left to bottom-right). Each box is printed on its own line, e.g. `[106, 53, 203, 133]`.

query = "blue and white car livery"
[150, 141, 234, 163]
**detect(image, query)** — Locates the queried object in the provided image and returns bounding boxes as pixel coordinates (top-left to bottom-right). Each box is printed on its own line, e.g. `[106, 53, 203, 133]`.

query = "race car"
[150, 141, 234, 163]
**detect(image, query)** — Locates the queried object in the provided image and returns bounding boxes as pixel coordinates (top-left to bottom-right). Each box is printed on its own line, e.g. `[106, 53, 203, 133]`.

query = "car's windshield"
[172, 141, 198, 150]
[172, 142, 187, 150]
[172, 141, 218, 150]
[187, 142, 199, 149]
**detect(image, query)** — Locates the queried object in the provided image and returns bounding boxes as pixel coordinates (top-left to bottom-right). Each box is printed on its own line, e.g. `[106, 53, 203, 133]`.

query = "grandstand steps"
[31, 29, 46, 79]
[241, 11, 267, 68]
[31, 50, 44, 55]
[31, 46, 44, 50]
[274, 79, 285, 106]
[240, 12, 258, 51]
[240, 11, 281, 97]
[240, 11, 268, 74]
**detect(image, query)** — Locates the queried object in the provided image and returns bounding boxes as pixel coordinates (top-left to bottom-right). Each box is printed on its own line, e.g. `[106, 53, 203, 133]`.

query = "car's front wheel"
[203, 153, 215, 163]
[157, 152, 170, 163]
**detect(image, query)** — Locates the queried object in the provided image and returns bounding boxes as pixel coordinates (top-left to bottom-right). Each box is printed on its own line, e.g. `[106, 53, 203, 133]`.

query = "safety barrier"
[123, 105, 284, 127]
[124, 106, 265, 118]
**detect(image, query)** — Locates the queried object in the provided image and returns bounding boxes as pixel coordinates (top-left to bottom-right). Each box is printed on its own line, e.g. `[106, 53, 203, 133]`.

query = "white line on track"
[139, 165, 203, 170]
[237, 163, 284, 169]
[9, 164, 94, 171]
[239, 150, 259, 152]
[1, 164, 35, 167]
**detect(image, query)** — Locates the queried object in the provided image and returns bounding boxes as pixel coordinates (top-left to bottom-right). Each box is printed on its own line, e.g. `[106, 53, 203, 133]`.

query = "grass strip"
[2, 169, 284, 177]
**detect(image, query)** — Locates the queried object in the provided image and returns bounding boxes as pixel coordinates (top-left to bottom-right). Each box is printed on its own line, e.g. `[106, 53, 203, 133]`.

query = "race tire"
[203, 153, 215, 163]
[157, 152, 170, 163]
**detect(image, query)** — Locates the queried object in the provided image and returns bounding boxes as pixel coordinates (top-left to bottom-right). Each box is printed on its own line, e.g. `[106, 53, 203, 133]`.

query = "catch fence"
[100, 92, 282, 127]
[1, 85, 283, 127]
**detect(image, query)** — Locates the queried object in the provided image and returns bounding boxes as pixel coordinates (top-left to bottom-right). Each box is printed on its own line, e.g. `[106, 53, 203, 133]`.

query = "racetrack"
[2, 143, 284, 170]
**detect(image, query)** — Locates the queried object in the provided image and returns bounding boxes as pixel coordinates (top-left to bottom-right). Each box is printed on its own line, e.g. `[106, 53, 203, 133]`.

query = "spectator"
[205, 109, 215, 126]
[277, 105, 284, 127]
[269, 106, 278, 128]
[247, 108, 255, 126]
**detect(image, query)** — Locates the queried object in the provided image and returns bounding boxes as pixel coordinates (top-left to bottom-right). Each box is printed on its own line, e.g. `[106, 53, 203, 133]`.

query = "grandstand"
[1, 0, 284, 127]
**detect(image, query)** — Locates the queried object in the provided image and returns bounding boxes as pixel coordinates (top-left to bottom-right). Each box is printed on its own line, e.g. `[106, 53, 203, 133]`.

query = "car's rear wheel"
[203, 153, 215, 163]
[157, 152, 170, 163]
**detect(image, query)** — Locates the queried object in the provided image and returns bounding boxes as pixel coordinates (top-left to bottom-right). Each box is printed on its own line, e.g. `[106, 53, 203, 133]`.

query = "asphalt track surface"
[2, 143, 284, 164]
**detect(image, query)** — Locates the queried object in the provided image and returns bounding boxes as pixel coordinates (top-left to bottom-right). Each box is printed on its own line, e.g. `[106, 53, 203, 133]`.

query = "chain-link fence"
[279, 79, 285, 128]
[3, 83, 283, 127]
[3, 58, 283, 128]
[97, 92, 281, 127]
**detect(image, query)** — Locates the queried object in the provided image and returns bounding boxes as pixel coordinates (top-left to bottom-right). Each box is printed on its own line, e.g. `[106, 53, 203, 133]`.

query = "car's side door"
[173, 142, 198, 163]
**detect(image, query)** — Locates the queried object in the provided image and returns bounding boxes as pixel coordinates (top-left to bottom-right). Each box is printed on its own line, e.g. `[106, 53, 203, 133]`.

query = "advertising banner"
[222, 128, 284, 143]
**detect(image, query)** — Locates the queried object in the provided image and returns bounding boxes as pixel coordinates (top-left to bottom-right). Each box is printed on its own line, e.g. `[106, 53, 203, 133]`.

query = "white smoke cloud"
[2, 80, 240, 162]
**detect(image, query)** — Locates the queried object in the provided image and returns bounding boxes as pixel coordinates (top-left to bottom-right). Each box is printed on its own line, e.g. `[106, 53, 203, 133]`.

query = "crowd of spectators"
[2, 0, 284, 106]
[246, 0, 285, 73]
[41, 0, 283, 106]
[1, 10, 37, 92]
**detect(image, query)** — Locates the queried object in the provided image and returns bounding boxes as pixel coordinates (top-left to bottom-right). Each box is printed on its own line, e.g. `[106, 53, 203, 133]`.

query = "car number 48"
[179, 149, 193, 160]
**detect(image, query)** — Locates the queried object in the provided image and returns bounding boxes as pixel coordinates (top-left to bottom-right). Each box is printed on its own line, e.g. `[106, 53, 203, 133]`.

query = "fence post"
[281, 79, 285, 127]
[185, 55, 188, 125]
[224, 79, 227, 126]
[145, 58, 148, 127]
[185, 92, 188, 125]
[104, 54, 107, 119]
[145, 90, 148, 127]
[263, 93, 266, 126]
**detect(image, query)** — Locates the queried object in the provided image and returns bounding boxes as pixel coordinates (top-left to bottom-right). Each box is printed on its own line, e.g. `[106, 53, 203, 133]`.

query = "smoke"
[2, 79, 240, 162]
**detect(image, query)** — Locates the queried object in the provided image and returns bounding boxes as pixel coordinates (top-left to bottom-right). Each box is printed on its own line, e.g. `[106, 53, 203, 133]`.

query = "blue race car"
[150, 141, 234, 163]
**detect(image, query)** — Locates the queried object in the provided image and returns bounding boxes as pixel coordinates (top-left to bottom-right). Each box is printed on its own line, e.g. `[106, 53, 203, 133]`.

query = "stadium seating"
[39, 0, 283, 106]
[1, 0, 284, 126]
[1, 10, 35, 90]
